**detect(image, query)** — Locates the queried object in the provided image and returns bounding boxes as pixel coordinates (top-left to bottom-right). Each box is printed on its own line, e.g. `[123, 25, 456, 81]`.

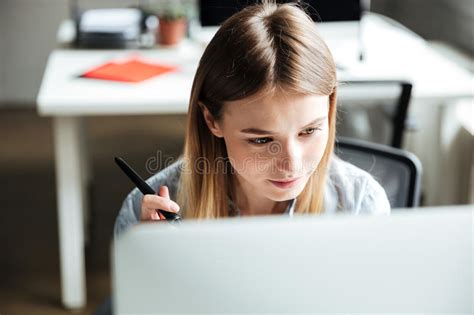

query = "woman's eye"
[248, 137, 272, 145]
[301, 127, 320, 135]
[248, 127, 321, 145]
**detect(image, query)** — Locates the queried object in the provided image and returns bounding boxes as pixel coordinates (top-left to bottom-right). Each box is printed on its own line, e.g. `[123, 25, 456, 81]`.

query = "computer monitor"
[199, 0, 362, 26]
[195, 0, 366, 67]
[112, 205, 472, 314]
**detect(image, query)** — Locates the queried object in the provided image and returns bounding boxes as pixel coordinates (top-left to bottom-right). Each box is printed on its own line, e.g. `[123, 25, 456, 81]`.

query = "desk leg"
[79, 118, 91, 246]
[53, 117, 87, 309]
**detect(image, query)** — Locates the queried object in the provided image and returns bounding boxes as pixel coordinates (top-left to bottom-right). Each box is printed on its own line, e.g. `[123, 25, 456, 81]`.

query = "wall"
[0, 4, 5, 102]
[0, 0, 194, 106]
[0, 0, 68, 106]
[371, 0, 474, 55]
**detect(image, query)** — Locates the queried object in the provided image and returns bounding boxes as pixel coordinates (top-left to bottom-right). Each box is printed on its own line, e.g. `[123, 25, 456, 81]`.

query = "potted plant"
[156, 3, 188, 46]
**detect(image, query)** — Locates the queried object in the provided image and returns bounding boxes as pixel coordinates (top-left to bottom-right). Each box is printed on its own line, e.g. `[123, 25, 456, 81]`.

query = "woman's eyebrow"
[240, 116, 327, 135]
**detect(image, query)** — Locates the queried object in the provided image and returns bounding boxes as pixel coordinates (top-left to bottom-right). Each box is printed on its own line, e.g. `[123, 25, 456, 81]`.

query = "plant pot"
[158, 18, 187, 46]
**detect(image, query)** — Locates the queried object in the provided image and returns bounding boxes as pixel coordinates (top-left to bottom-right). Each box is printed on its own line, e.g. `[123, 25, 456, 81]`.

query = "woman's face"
[204, 92, 330, 202]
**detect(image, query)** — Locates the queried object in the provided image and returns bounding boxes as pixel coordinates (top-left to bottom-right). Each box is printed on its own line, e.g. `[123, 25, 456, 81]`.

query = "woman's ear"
[199, 102, 224, 138]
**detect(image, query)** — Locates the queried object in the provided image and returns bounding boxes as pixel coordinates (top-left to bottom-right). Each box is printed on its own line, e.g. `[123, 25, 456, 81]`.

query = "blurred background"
[0, 0, 472, 314]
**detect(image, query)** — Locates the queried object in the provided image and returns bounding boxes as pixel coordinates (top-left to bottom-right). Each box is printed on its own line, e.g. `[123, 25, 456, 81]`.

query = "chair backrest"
[337, 80, 413, 148]
[335, 137, 422, 208]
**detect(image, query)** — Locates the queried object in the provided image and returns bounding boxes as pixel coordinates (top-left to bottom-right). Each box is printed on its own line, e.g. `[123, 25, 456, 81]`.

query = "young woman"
[114, 1, 390, 237]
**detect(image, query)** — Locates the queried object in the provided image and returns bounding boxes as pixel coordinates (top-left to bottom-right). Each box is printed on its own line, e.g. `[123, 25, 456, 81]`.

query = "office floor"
[0, 107, 186, 314]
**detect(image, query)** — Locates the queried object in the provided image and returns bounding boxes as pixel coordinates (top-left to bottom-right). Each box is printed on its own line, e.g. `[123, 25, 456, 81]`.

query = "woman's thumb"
[158, 185, 170, 199]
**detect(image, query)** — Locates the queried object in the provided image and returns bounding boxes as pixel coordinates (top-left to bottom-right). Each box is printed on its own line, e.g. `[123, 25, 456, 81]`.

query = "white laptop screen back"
[113, 207, 472, 314]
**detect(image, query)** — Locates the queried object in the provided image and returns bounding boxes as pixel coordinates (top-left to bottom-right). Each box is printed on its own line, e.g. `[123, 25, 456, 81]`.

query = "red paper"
[81, 59, 178, 83]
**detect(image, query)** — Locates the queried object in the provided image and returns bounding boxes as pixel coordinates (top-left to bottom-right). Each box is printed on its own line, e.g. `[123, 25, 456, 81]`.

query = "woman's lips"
[268, 177, 301, 189]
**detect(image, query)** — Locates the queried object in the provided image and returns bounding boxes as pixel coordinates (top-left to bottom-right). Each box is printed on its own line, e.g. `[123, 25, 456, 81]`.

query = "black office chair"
[337, 80, 413, 149]
[335, 137, 422, 208]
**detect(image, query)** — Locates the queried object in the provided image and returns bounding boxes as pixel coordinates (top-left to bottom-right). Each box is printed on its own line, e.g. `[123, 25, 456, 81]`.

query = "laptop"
[112, 206, 472, 314]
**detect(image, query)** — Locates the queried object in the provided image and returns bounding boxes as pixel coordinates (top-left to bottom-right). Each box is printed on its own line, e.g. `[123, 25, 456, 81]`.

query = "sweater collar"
[228, 197, 296, 217]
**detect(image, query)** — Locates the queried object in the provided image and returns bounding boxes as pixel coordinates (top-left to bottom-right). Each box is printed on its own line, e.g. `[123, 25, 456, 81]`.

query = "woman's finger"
[143, 194, 180, 213]
[159, 185, 170, 199]
[141, 207, 160, 220]
[150, 210, 161, 220]
[140, 185, 179, 222]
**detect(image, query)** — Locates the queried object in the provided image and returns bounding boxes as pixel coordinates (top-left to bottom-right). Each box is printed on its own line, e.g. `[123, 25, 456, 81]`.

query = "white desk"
[37, 13, 473, 309]
[37, 42, 202, 310]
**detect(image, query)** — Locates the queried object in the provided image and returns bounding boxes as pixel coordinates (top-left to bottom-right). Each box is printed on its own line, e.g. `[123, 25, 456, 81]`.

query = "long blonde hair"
[177, 1, 337, 219]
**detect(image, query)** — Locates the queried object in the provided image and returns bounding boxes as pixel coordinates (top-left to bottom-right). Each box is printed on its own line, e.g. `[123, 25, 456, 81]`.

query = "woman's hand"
[140, 185, 180, 221]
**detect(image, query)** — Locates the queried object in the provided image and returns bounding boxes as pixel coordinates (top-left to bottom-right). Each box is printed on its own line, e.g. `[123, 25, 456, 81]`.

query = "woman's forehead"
[223, 93, 329, 126]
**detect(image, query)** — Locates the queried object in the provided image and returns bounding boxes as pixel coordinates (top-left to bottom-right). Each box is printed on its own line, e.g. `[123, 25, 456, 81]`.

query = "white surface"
[54, 117, 87, 309]
[80, 8, 141, 38]
[342, 14, 473, 100]
[37, 13, 474, 116]
[38, 41, 201, 116]
[317, 20, 362, 67]
[456, 100, 474, 135]
[113, 206, 473, 314]
[57, 19, 76, 46]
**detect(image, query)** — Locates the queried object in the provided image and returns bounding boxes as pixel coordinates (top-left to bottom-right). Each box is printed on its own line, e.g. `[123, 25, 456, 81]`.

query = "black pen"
[114, 157, 182, 223]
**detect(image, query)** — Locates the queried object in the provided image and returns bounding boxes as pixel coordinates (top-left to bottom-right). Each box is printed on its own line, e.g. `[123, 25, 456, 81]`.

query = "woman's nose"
[272, 140, 303, 175]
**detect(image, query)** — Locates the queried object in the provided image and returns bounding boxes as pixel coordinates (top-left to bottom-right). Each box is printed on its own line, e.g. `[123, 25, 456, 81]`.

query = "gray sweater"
[114, 156, 390, 237]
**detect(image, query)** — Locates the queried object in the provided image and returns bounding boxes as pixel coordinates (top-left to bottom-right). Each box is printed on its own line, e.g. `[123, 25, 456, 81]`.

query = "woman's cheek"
[237, 148, 274, 178]
[226, 142, 259, 174]
[305, 131, 329, 171]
